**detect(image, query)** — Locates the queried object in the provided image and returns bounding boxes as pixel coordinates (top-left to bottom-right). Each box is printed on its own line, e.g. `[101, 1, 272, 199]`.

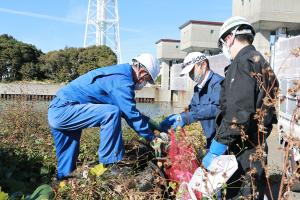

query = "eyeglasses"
[219, 34, 232, 49]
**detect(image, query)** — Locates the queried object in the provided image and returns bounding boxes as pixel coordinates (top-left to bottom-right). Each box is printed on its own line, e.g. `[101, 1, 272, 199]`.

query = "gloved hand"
[202, 139, 228, 169]
[159, 114, 185, 132]
[148, 118, 161, 132]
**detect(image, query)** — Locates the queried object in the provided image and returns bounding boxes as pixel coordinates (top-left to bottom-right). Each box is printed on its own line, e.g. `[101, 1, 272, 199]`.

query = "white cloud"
[0, 7, 145, 35]
[0, 7, 85, 24]
[65, 4, 87, 22]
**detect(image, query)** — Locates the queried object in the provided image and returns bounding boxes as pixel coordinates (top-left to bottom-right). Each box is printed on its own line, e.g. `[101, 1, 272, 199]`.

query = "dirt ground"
[267, 126, 300, 200]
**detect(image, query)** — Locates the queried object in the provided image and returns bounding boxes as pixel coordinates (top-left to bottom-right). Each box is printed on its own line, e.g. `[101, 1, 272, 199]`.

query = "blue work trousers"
[48, 97, 124, 179]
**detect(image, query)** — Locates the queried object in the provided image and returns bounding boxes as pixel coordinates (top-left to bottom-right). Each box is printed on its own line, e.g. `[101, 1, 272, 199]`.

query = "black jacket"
[215, 45, 278, 151]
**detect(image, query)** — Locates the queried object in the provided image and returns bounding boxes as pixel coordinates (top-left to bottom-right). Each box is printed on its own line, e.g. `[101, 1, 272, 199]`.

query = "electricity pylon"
[84, 0, 121, 63]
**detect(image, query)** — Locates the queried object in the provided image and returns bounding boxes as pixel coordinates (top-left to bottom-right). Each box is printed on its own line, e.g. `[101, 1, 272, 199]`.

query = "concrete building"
[155, 39, 187, 103]
[179, 20, 223, 55]
[232, 0, 300, 57]
[156, 39, 186, 90]
[155, 0, 300, 106]
[156, 21, 224, 105]
[156, 20, 223, 91]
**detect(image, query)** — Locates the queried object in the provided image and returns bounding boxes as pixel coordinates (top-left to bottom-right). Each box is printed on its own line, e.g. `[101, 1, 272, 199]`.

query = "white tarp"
[274, 35, 300, 79]
[207, 53, 230, 77]
[170, 64, 189, 91]
[273, 36, 300, 135]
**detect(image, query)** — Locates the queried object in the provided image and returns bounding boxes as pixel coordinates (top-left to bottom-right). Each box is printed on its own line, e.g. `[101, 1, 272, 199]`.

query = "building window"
[210, 30, 214, 34]
[241, 0, 244, 5]
[176, 45, 179, 48]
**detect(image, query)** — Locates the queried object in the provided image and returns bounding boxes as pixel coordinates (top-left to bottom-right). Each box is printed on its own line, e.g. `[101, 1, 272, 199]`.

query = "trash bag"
[164, 128, 199, 185]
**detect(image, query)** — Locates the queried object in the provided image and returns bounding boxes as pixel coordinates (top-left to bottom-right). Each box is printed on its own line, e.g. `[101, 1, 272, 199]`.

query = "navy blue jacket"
[55, 63, 154, 140]
[181, 72, 224, 142]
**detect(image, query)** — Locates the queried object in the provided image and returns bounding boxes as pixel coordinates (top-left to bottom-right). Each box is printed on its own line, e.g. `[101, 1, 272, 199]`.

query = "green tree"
[0, 34, 43, 81]
[0, 34, 117, 82]
[155, 74, 161, 85]
[77, 45, 117, 75]
[39, 48, 81, 82]
[20, 62, 44, 81]
[40, 45, 117, 82]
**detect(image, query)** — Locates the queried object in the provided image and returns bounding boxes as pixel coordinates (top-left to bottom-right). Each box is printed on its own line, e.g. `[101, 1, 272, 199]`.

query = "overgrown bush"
[0, 97, 207, 199]
[0, 99, 55, 195]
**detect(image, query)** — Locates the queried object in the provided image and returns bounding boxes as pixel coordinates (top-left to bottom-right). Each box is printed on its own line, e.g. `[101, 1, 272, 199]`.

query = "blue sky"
[0, 0, 232, 63]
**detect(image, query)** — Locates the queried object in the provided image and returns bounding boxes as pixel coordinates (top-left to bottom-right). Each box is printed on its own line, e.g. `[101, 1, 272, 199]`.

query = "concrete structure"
[155, 39, 187, 103]
[179, 20, 223, 55]
[156, 39, 186, 90]
[0, 83, 63, 96]
[232, 0, 300, 57]
[155, 0, 300, 105]
[155, 21, 225, 105]
[0, 83, 168, 103]
[135, 86, 172, 102]
[0, 83, 63, 101]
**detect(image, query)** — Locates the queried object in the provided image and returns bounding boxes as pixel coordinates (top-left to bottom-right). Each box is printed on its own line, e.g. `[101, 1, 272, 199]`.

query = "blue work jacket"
[181, 72, 224, 140]
[54, 63, 154, 140]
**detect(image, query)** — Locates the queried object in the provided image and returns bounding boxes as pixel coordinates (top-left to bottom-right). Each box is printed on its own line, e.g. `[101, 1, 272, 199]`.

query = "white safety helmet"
[218, 16, 255, 48]
[133, 53, 160, 84]
[180, 52, 207, 76]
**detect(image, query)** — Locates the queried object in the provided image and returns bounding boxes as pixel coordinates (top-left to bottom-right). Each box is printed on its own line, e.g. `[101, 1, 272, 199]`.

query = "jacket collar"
[196, 71, 215, 92]
[197, 71, 212, 88]
[233, 44, 256, 62]
[224, 45, 256, 76]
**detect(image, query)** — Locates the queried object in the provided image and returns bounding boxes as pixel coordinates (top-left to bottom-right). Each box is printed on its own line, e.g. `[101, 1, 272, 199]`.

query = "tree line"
[0, 34, 117, 82]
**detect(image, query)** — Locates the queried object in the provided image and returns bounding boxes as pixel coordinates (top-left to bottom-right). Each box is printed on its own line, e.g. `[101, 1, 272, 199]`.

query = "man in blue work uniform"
[160, 52, 224, 149]
[48, 53, 160, 180]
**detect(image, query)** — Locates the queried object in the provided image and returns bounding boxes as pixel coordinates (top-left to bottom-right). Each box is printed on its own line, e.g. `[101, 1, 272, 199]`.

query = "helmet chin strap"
[231, 26, 240, 40]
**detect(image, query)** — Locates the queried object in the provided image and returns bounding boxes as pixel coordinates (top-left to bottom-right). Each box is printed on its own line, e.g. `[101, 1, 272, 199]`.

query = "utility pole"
[84, 0, 121, 63]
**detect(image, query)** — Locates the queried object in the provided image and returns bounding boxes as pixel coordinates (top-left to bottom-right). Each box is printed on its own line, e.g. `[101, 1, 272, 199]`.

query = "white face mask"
[189, 64, 206, 84]
[221, 28, 238, 61]
[134, 81, 146, 90]
[222, 45, 232, 61]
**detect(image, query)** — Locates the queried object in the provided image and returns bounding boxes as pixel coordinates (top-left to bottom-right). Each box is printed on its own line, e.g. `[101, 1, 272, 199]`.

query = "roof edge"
[155, 39, 181, 44]
[179, 20, 223, 29]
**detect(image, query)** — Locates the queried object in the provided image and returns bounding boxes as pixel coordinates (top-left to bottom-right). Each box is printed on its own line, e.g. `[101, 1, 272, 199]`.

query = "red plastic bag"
[165, 128, 199, 183]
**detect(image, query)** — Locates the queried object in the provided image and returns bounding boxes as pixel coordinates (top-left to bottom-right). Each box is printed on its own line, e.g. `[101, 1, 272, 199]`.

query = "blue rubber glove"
[159, 114, 185, 132]
[202, 139, 228, 169]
